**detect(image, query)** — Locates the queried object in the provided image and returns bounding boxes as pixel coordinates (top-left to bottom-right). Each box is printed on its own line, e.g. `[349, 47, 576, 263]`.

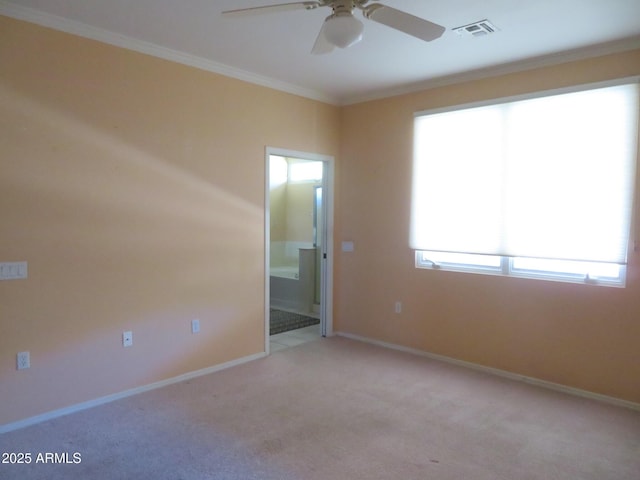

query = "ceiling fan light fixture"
[323, 12, 364, 48]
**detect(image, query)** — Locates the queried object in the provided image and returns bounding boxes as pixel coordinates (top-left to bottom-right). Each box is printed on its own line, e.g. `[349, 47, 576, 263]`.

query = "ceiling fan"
[222, 1, 446, 54]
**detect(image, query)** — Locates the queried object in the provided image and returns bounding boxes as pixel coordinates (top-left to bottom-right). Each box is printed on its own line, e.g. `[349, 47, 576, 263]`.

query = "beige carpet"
[1, 336, 639, 479]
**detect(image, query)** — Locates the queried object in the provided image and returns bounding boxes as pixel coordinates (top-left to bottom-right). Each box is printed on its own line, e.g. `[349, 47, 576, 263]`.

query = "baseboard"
[0, 351, 267, 434]
[335, 331, 640, 412]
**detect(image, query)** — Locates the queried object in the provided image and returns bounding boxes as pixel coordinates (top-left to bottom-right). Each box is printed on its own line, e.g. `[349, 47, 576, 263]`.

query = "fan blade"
[311, 19, 335, 55]
[222, 2, 321, 17]
[362, 4, 445, 42]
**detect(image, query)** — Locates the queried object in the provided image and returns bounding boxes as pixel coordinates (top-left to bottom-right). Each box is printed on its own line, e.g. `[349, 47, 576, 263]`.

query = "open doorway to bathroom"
[265, 148, 334, 353]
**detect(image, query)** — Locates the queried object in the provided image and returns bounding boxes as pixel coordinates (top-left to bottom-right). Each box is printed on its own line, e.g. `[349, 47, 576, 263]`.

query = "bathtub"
[269, 248, 315, 313]
[270, 267, 301, 311]
[270, 265, 299, 280]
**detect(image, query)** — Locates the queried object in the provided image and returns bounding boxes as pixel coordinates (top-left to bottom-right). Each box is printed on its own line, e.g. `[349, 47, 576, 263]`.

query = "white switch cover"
[123, 331, 133, 347]
[341, 241, 354, 252]
[0, 262, 28, 280]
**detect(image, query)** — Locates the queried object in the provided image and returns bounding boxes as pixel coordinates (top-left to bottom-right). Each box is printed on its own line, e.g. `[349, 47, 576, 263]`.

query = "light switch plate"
[0, 262, 28, 280]
[341, 241, 354, 252]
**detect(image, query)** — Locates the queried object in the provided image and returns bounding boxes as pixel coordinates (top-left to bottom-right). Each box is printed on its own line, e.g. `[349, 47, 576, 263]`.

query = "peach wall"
[2, 12, 638, 429]
[0, 16, 339, 425]
[285, 182, 317, 243]
[336, 49, 640, 403]
[269, 189, 287, 243]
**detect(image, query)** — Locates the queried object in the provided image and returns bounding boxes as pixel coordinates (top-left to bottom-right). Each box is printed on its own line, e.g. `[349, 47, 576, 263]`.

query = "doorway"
[265, 147, 334, 353]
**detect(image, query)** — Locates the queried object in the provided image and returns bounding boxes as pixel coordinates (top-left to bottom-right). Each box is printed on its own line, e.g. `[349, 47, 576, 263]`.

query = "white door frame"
[265, 147, 335, 353]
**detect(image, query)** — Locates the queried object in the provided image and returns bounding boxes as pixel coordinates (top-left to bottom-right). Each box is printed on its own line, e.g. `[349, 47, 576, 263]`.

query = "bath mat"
[269, 309, 319, 335]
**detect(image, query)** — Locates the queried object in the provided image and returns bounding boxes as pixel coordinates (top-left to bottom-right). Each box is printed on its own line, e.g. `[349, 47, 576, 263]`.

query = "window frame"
[416, 251, 627, 287]
[412, 77, 639, 288]
[287, 160, 324, 183]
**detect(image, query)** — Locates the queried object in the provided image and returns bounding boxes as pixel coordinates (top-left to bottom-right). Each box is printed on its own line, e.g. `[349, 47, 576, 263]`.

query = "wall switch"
[17, 351, 30, 370]
[191, 319, 200, 334]
[0, 262, 28, 280]
[395, 301, 402, 314]
[341, 241, 354, 252]
[122, 331, 133, 347]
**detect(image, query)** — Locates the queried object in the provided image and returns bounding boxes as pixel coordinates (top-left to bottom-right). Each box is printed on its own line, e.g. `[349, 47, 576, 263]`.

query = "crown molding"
[340, 35, 640, 105]
[0, 1, 339, 105]
[2, 1, 639, 107]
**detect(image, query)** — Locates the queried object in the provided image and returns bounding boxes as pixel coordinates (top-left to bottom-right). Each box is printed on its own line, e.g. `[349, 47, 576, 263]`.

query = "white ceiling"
[2, 0, 640, 105]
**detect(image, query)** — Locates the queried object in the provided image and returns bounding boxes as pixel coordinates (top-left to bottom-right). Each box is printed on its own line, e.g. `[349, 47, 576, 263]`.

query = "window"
[416, 252, 626, 286]
[411, 81, 639, 287]
[288, 161, 323, 183]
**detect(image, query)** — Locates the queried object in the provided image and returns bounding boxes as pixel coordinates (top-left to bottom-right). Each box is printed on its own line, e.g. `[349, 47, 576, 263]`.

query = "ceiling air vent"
[453, 19, 498, 37]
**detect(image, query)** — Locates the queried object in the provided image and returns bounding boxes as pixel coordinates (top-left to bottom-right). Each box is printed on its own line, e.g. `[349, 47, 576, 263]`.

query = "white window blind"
[411, 83, 639, 264]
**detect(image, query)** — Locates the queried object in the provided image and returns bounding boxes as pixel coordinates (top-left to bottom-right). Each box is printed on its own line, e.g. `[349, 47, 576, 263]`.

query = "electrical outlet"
[122, 331, 133, 347]
[191, 319, 200, 334]
[395, 301, 402, 314]
[17, 351, 30, 370]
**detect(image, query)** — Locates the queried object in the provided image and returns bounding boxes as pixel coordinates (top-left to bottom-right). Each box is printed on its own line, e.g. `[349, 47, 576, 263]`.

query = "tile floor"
[269, 324, 322, 353]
